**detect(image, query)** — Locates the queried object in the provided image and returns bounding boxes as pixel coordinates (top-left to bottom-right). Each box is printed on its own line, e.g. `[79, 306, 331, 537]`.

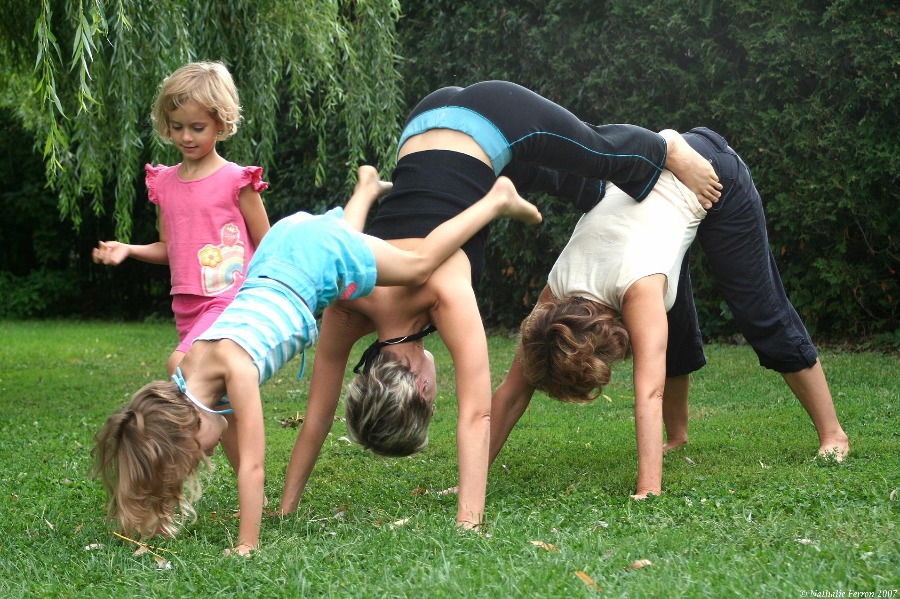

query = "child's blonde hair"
[92, 381, 209, 538]
[151, 61, 242, 141]
[518, 297, 630, 403]
[344, 352, 433, 457]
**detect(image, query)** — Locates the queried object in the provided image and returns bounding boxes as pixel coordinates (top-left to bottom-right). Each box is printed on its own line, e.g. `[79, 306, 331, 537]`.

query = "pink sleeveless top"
[146, 161, 268, 297]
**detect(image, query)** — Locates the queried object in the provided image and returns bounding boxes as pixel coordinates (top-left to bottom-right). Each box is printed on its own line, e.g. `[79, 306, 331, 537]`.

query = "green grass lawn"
[0, 320, 897, 598]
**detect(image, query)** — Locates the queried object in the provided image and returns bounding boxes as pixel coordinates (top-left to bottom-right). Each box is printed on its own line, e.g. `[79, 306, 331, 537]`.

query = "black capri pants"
[666, 127, 820, 376]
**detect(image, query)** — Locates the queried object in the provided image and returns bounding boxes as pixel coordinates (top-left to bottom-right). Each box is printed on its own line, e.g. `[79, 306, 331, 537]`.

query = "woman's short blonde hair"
[150, 61, 242, 141]
[519, 297, 630, 403]
[344, 351, 433, 457]
[92, 381, 209, 538]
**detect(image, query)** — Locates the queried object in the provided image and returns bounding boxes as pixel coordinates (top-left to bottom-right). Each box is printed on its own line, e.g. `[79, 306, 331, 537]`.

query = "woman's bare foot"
[663, 438, 688, 453]
[659, 130, 722, 209]
[490, 176, 542, 225]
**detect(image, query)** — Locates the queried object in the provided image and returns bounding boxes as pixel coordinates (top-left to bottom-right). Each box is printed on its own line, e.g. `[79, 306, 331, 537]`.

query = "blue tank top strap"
[172, 367, 234, 415]
[296, 350, 306, 380]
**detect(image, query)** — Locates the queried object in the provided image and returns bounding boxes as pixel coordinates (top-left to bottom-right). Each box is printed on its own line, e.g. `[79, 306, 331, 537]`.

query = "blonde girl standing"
[93, 61, 270, 375]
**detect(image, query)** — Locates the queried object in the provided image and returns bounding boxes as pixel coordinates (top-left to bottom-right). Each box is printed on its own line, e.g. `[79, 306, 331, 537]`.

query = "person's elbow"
[460, 404, 491, 430]
[403, 258, 435, 286]
[239, 460, 266, 487]
[635, 387, 665, 414]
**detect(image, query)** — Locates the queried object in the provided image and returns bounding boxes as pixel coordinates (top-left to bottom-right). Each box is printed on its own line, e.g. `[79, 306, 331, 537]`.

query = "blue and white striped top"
[196, 208, 377, 384]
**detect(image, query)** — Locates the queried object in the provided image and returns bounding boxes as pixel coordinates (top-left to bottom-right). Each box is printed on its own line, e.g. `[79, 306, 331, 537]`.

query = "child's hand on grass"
[223, 542, 255, 557]
[631, 491, 660, 500]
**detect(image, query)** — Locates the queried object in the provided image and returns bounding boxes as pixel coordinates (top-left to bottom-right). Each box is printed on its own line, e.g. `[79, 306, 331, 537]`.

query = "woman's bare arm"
[489, 286, 554, 464]
[280, 304, 374, 514]
[430, 272, 492, 528]
[621, 275, 669, 499]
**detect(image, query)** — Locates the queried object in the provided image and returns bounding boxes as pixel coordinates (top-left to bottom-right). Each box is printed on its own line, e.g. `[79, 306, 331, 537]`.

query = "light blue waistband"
[398, 107, 511, 176]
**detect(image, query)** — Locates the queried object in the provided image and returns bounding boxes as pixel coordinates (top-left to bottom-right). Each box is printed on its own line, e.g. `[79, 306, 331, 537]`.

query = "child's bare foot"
[343, 166, 392, 230]
[490, 176, 542, 225]
[659, 130, 722, 209]
[663, 438, 688, 453]
[356, 165, 392, 200]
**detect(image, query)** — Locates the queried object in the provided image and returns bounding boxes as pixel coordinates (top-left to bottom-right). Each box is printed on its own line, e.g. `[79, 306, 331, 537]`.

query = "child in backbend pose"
[92, 61, 270, 375]
[92, 166, 542, 556]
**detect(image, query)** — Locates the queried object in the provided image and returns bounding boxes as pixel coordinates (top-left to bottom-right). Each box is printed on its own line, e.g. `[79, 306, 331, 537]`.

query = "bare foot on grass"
[490, 176, 542, 225]
[631, 491, 661, 500]
[663, 438, 688, 453]
[659, 130, 722, 209]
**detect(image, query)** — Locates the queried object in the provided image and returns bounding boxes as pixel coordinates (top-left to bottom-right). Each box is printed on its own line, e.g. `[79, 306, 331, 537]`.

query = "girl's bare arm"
[238, 185, 271, 248]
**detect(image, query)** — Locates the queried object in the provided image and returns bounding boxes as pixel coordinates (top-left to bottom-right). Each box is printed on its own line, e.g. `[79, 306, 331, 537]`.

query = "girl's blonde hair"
[518, 297, 630, 403]
[92, 381, 209, 538]
[344, 351, 433, 457]
[151, 61, 242, 141]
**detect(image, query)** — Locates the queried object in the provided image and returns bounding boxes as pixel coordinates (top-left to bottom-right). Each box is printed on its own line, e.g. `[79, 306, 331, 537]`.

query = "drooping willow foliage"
[1, 0, 402, 240]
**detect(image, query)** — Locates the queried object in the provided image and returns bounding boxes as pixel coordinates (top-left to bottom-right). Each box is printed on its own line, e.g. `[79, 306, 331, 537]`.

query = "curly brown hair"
[92, 381, 209, 538]
[518, 297, 630, 403]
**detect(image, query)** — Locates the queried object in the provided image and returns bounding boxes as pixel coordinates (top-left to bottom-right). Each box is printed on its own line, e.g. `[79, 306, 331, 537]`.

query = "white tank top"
[548, 169, 706, 312]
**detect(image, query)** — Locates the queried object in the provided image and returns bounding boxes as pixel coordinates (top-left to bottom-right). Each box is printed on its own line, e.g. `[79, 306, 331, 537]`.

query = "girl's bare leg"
[343, 165, 393, 231]
[662, 374, 690, 452]
[782, 359, 850, 460]
[369, 176, 541, 286]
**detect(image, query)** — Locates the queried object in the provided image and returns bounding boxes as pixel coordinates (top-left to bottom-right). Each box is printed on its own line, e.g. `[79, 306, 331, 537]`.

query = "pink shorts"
[172, 293, 237, 353]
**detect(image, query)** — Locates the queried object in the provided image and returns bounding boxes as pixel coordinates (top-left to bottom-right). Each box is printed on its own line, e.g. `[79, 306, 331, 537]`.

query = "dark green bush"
[0, 270, 81, 318]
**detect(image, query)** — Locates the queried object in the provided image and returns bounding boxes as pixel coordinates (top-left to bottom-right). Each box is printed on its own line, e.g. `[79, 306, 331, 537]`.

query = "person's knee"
[754, 339, 818, 373]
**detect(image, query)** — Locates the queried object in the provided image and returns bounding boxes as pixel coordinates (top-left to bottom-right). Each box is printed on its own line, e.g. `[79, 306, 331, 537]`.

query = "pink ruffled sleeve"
[238, 165, 269, 193]
[144, 164, 166, 205]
